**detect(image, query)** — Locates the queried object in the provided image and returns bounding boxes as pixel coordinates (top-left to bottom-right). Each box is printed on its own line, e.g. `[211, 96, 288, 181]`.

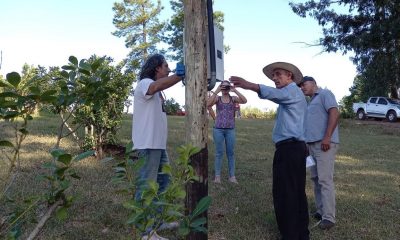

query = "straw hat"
[262, 62, 303, 84]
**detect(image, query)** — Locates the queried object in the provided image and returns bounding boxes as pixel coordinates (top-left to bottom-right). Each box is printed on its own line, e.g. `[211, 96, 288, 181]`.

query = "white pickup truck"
[353, 97, 400, 122]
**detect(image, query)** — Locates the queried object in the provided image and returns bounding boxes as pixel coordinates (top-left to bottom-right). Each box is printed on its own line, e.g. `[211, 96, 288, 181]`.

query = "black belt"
[275, 137, 303, 148]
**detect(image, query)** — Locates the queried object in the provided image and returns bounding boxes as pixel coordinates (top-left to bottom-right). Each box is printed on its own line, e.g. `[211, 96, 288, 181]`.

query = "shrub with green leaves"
[0, 71, 57, 197]
[108, 143, 211, 239]
[39, 149, 95, 218]
[241, 106, 276, 119]
[164, 98, 182, 115]
[48, 55, 133, 158]
[0, 148, 94, 239]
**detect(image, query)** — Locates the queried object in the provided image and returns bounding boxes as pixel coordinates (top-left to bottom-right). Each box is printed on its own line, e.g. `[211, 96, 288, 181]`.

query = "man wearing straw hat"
[230, 62, 309, 240]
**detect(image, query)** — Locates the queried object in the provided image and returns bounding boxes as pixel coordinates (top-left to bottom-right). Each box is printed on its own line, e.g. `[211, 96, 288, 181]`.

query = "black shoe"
[319, 219, 335, 230]
[312, 212, 322, 221]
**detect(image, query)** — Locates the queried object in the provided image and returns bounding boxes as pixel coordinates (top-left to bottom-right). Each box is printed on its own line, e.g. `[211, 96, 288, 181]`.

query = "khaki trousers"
[308, 141, 338, 223]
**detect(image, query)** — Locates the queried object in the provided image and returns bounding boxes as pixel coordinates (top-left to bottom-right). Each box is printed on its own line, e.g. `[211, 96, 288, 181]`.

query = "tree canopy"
[163, 0, 226, 62]
[290, 0, 400, 99]
[112, 0, 165, 75]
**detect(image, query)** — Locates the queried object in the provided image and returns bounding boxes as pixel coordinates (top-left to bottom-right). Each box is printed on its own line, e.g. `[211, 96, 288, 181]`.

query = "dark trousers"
[273, 141, 310, 240]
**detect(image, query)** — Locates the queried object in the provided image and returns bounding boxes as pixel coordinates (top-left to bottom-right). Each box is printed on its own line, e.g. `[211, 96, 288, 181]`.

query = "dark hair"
[221, 80, 231, 90]
[303, 76, 316, 82]
[139, 54, 166, 80]
[298, 76, 316, 86]
[221, 80, 230, 85]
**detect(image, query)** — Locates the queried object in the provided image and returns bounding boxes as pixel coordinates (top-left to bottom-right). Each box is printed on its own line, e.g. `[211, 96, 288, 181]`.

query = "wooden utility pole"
[183, 0, 208, 240]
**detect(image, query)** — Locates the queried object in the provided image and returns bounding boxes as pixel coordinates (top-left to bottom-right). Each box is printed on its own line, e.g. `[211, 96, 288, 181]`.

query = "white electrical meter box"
[183, 24, 224, 84]
[207, 24, 224, 82]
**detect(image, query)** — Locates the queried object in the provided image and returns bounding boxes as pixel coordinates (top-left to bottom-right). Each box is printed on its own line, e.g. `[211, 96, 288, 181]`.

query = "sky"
[0, 0, 357, 111]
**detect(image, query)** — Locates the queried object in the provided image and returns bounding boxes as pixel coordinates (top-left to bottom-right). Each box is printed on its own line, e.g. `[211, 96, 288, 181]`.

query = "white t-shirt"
[132, 78, 167, 149]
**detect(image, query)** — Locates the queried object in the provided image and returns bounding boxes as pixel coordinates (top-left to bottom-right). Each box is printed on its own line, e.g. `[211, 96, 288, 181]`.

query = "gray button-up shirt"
[304, 88, 339, 143]
[258, 82, 307, 143]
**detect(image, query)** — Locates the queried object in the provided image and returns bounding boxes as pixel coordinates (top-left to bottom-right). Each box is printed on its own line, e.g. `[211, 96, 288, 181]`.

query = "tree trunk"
[95, 129, 104, 160]
[392, 39, 400, 99]
[183, 1, 208, 240]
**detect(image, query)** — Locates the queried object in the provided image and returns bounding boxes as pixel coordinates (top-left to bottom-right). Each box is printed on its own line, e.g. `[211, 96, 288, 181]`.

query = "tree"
[339, 75, 365, 118]
[112, 0, 165, 75]
[55, 55, 133, 159]
[0, 71, 58, 198]
[164, 97, 181, 115]
[290, 0, 400, 99]
[79, 55, 133, 157]
[163, 0, 228, 62]
[183, 1, 209, 239]
[0, 71, 94, 240]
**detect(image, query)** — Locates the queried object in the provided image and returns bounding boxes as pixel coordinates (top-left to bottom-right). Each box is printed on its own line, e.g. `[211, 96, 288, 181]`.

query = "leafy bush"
[49, 55, 133, 158]
[109, 143, 211, 238]
[164, 98, 181, 115]
[241, 106, 276, 119]
[339, 97, 355, 119]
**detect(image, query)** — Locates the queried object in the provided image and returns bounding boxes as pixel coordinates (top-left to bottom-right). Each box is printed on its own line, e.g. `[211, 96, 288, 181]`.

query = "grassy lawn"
[1, 113, 399, 239]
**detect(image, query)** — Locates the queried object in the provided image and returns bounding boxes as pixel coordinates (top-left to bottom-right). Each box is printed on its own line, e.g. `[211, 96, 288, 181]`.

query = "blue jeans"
[135, 149, 171, 201]
[213, 128, 236, 177]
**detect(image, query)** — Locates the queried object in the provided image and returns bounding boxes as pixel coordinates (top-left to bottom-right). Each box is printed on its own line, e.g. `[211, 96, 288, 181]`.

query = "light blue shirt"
[258, 82, 307, 143]
[304, 88, 339, 143]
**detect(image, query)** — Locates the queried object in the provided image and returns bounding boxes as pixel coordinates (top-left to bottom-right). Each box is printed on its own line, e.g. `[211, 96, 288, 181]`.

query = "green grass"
[1, 113, 400, 239]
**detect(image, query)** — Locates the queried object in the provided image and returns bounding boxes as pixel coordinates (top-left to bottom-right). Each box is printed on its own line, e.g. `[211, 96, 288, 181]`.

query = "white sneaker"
[213, 176, 221, 183]
[141, 231, 169, 240]
[228, 176, 238, 184]
[159, 221, 179, 230]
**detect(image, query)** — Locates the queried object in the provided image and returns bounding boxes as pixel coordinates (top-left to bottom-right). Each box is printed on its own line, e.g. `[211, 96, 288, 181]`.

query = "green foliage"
[40, 149, 94, 208]
[338, 72, 393, 119]
[339, 75, 365, 119]
[290, 0, 400, 99]
[0, 71, 57, 197]
[162, 0, 184, 62]
[51, 55, 133, 158]
[163, 0, 228, 62]
[0, 70, 55, 238]
[81, 134, 95, 151]
[338, 96, 355, 119]
[112, 0, 165, 74]
[2, 114, 400, 239]
[109, 143, 211, 238]
[0, 56, 131, 236]
[0, 149, 94, 238]
[0, 68, 94, 235]
[241, 106, 276, 119]
[0, 196, 40, 240]
[164, 98, 181, 115]
[178, 196, 211, 236]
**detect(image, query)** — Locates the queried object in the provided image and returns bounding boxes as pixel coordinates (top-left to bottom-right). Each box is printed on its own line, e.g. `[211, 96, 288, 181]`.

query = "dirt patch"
[102, 144, 126, 157]
[102, 144, 139, 160]
[352, 118, 400, 135]
[353, 118, 400, 129]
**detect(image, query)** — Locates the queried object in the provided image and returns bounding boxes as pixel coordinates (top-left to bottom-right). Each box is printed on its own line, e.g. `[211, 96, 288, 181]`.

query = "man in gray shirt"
[299, 76, 339, 230]
[230, 62, 309, 240]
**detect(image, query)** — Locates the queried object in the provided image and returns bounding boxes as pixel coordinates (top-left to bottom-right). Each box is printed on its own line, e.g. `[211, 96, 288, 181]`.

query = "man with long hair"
[132, 54, 185, 240]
